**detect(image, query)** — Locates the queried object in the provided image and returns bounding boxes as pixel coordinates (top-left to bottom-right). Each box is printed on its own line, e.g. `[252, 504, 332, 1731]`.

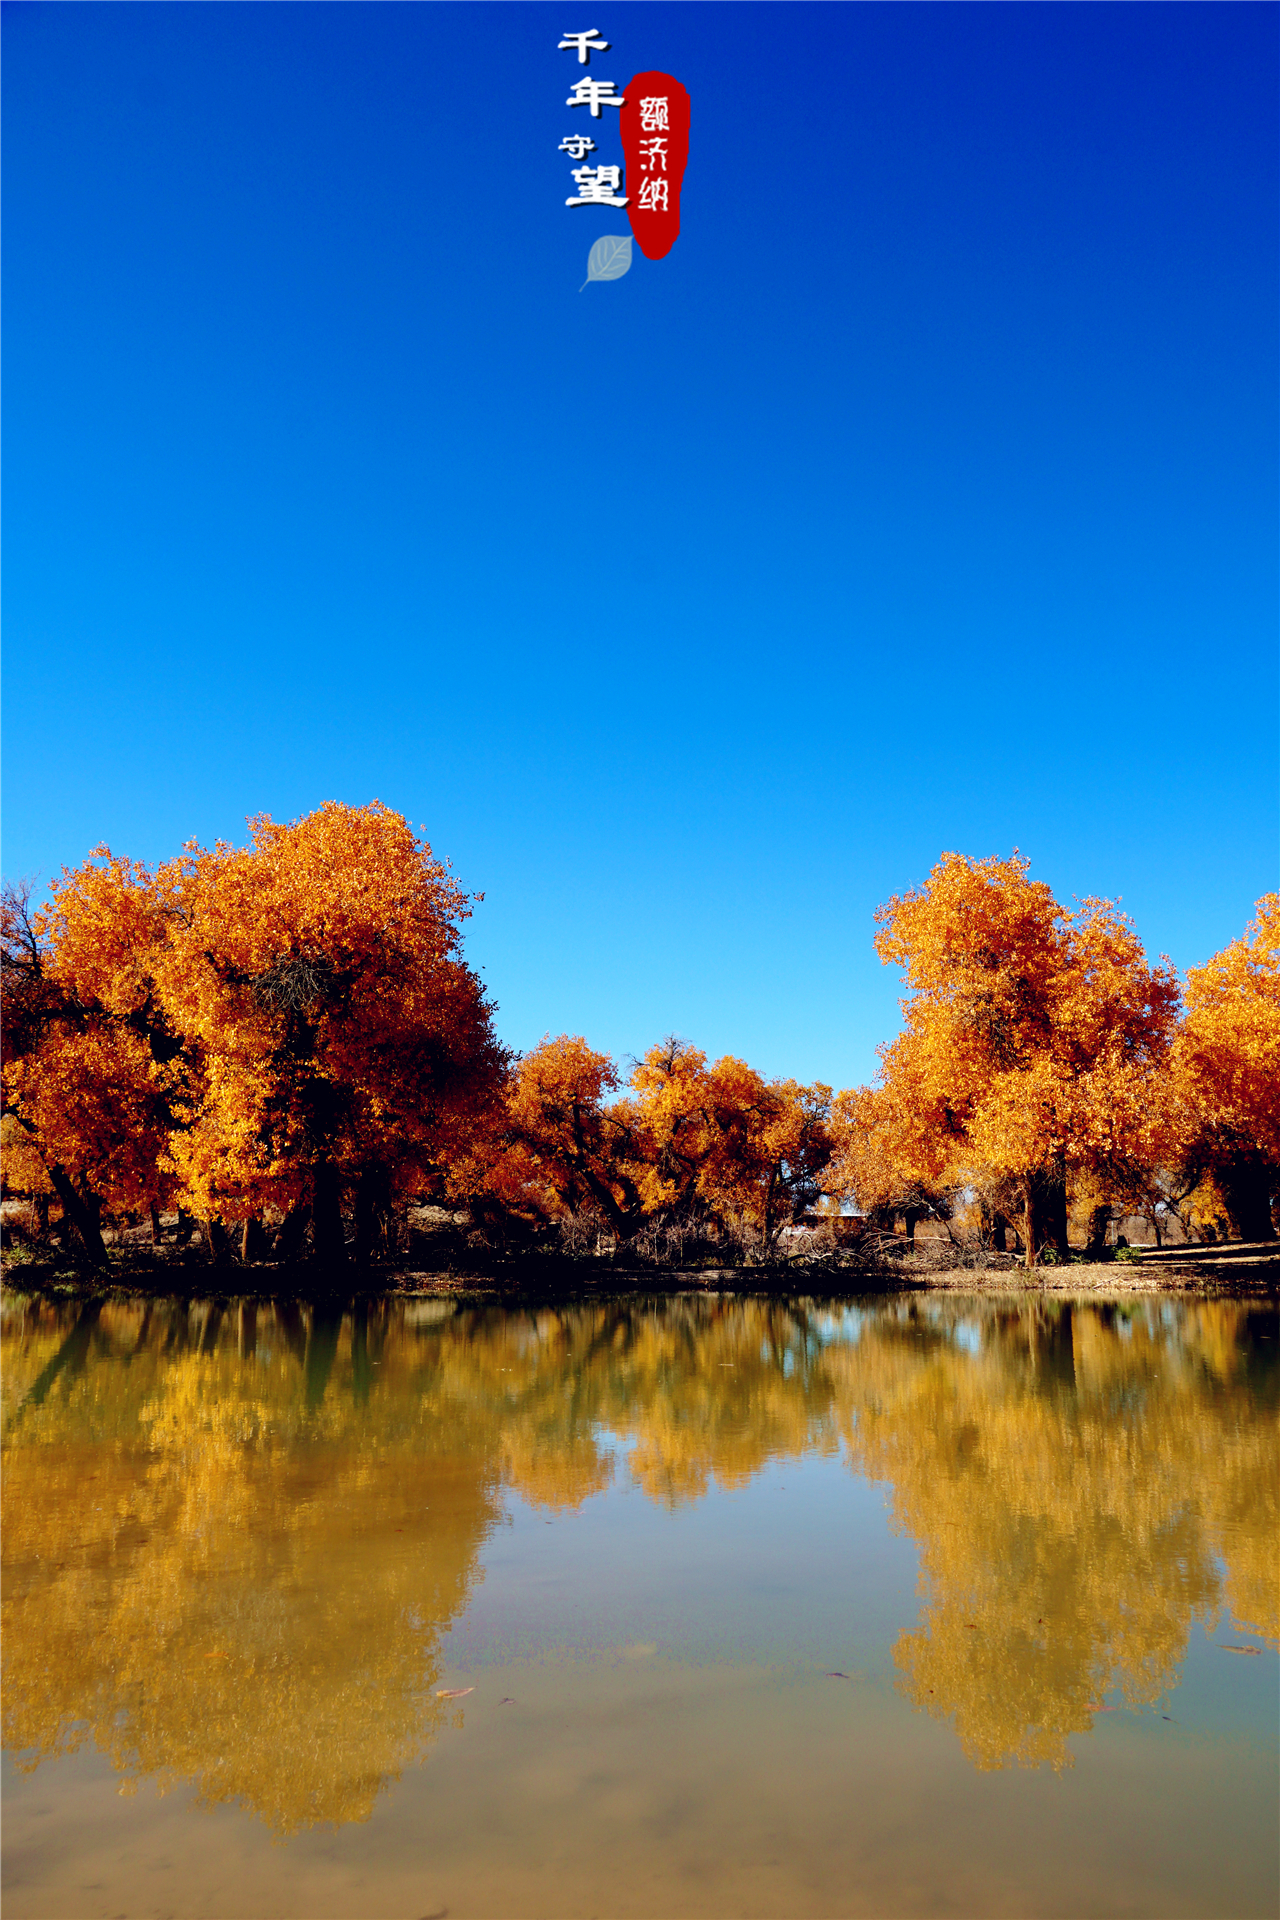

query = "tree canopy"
[1170, 894, 1280, 1242]
[3, 816, 1274, 1265]
[832, 853, 1187, 1261]
[3, 804, 506, 1265]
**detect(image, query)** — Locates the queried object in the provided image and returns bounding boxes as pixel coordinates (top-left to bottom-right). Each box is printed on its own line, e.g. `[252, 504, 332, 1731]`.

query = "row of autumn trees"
[2, 802, 1277, 1268]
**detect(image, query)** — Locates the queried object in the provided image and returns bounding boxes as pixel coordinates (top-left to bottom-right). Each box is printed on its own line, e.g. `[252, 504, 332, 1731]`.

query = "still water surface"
[2, 1291, 1277, 1919]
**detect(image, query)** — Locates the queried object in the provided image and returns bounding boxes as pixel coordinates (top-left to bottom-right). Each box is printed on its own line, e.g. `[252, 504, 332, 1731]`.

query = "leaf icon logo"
[581, 234, 632, 291]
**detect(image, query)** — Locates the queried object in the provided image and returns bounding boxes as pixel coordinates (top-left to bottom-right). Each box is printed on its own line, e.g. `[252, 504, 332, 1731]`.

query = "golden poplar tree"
[1172, 894, 1279, 1240]
[3, 805, 506, 1264]
[835, 854, 1180, 1263]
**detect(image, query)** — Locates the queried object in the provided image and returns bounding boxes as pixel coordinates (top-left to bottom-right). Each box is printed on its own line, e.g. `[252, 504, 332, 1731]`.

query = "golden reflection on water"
[830, 1302, 1279, 1769]
[2, 1292, 1276, 1836]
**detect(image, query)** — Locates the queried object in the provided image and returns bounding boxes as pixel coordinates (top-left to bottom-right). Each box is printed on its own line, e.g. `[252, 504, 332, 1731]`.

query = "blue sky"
[4, 1, 1276, 1088]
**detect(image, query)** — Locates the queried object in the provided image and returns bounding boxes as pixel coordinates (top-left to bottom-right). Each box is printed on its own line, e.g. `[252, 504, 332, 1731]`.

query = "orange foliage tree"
[13, 820, 1270, 1274]
[478, 1033, 644, 1239]
[2, 806, 507, 1266]
[829, 1067, 961, 1246]
[2, 867, 186, 1261]
[832, 854, 1181, 1265]
[153, 804, 507, 1263]
[622, 1040, 833, 1256]
[471, 1035, 833, 1260]
[1171, 895, 1280, 1241]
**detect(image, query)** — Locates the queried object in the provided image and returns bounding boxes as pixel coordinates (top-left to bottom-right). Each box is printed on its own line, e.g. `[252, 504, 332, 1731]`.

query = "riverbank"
[4, 1244, 1277, 1302]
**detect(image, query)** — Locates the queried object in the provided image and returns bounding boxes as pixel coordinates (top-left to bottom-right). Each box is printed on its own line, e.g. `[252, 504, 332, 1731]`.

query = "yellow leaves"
[853, 855, 1183, 1214]
[874, 852, 1062, 1001]
[37, 853, 162, 1019]
[477, 1034, 834, 1249]
[488, 1034, 632, 1225]
[0, 1116, 52, 1195]
[622, 1045, 832, 1243]
[1175, 894, 1280, 1161]
[158, 804, 472, 1008]
[841, 867, 1275, 1247]
[4, 804, 505, 1230]
[507, 1034, 621, 1125]
[830, 1053, 956, 1211]
[6, 1022, 175, 1212]
[9, 823, 1272, 1253]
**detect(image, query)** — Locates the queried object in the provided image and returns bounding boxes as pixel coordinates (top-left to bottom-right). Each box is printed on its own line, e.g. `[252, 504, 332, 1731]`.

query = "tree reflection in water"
[2, 1292, 1275, 1830]
[830, 1299, 1278, 1769]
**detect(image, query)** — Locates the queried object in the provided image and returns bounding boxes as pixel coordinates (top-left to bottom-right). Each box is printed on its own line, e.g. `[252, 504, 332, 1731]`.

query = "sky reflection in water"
[2, 1292, 1277, 1919]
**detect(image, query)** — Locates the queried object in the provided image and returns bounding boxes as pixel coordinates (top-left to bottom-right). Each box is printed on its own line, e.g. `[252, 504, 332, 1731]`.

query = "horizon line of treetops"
[2, 801, 1275, 1271]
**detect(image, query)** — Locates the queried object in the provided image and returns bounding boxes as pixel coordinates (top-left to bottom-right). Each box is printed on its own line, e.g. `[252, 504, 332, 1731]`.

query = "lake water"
[2, 1291, 1276, 1919]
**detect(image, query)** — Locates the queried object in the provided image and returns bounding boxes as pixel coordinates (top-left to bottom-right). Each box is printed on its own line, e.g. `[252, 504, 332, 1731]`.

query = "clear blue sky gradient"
[4, 2, 1276, 1087]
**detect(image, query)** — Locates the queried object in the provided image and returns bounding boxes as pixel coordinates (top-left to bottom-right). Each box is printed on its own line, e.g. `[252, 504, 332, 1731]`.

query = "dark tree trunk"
[1217, 1159, 1277, 1243]
[990, 1211, 1009, 1253]
[149, 1205, 163, 1248]
[579, 1165, 643, 1242]
[274, 1204, 311, 1263]
[46, 1165, 108, 1265]
[1022, 1187, 1039, 1268]
[1023, 1166, 1069, 1269]
[353, 1169, 386, 1267]
[1084, 1205, 1111, 1261]
[175, 1208, 196, 1247]
[761, 1168, 782, 1258]
[241, 1215, 269, 1263]
[466, 1192, 538, 1254]
[206, 1217, 234, 1266]
[901, 1205, 925, 1246]
[312, 1158, 346, 1267]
